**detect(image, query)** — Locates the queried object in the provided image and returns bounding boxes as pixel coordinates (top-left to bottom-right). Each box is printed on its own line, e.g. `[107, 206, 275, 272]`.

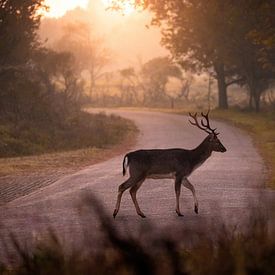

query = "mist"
[39, 0, 168, 71]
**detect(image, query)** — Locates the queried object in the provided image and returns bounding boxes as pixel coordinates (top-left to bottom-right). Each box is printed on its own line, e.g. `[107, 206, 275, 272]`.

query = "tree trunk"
[170, 97, 175, 109]
[214, 63, 228, 109]
[254, 92, 261, 112]
[247, 75, 261, 112]
[249, 92, 253, 110]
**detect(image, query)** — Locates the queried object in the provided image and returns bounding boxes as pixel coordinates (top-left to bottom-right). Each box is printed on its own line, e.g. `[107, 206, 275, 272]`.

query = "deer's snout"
[220, 145, 227, 153]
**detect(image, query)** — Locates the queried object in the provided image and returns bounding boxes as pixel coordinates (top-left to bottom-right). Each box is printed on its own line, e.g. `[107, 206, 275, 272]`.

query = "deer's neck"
[191, 137, 212, 167]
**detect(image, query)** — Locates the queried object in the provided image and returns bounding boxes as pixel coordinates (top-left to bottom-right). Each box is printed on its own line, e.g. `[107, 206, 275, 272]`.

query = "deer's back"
[127, 149, 192, 177]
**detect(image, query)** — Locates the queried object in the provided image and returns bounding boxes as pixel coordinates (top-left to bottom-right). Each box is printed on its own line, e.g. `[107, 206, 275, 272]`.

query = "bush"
[0, 112, 135, 158]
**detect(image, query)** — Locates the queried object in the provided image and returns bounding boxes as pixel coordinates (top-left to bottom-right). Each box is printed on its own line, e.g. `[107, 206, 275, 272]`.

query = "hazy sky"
[40, 0, 168, 70]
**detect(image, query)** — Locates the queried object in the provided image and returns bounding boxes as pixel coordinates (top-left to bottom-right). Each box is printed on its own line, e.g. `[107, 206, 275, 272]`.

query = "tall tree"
[0, 0, 46, 116]
[222, 0, 275, 111]
[113, 0, 275, 110]
[141, 56, 182, 105]
[0, 0, 46, 68]
[55, 21, 111, 100]
[144, 0, 242, 109]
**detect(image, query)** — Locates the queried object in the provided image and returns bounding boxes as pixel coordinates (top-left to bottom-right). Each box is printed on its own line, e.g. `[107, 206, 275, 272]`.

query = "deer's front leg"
[175, 176, 183, 216]
[182, 178, 198, 214]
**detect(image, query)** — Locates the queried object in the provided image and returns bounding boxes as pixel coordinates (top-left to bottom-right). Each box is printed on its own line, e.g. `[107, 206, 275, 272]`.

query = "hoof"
[176, 210, 184, 217]
[194, 206, 199, 214]
[138, 213, 146, 218]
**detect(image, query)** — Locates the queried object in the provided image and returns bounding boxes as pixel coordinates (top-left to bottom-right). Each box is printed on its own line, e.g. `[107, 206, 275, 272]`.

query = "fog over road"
[0, 110, 273, 254]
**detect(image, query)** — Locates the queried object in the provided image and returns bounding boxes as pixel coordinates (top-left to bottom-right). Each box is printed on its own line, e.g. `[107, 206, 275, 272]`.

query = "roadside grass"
[0, 112, 138, 176]
[0, 136, 135, 177]
[211, 109, 275, 189]
[1, 194, 275, 275]
[0, 111, 137, 158]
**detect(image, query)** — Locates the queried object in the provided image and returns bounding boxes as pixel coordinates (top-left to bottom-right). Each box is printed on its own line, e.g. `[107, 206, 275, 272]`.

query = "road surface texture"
[0, 110, 274, 259]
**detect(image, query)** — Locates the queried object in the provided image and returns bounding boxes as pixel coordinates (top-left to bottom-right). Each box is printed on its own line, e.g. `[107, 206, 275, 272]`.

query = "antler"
[189, 111, 219, 135]
[200, 111, 219, 135]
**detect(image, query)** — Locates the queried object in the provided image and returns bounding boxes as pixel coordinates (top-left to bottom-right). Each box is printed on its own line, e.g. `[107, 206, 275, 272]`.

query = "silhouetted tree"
[141, 56, 182, 106]
[55, 21, 111, 100]
[0, 0, 46, 68]
[113, 0, 275, 111]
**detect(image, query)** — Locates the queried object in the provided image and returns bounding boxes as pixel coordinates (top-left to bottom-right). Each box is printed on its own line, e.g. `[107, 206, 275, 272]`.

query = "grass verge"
[211, 109, 275, 189]
[0, 112, 138, 176]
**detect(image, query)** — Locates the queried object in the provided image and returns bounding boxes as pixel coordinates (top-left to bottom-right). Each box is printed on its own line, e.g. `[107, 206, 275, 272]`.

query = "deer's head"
[189, 111, 227, 153]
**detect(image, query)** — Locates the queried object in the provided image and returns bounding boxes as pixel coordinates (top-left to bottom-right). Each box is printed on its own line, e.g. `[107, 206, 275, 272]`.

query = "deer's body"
[124, 140, 212, 180]
[113, 112, 227, 218]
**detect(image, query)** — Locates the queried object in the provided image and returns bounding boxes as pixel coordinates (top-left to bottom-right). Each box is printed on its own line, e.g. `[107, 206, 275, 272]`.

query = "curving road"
[0, 110, 273, 255]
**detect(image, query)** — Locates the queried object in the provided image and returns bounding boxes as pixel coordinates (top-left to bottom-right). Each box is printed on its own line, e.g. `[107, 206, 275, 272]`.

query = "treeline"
[114, 0, 275, 112]
[0, 0, 130, 157]
[92, 57, 192, 108]
[0, 1, 86, 121]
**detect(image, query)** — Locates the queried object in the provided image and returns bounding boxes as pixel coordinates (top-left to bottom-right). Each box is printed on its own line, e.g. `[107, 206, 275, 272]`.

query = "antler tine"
[189, 112, 212, 134]
[201, 111, 219, 135]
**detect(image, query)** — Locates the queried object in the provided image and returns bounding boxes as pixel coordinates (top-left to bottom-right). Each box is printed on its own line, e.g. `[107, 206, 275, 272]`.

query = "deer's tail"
[122, 154, 129, 176]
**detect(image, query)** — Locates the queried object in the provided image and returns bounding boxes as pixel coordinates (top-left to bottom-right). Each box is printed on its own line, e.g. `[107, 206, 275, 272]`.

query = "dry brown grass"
[0, 129, 137, 177]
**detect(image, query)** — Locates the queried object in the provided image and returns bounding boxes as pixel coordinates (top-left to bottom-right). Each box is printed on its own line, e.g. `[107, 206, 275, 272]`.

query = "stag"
[113, 111, 226, 218]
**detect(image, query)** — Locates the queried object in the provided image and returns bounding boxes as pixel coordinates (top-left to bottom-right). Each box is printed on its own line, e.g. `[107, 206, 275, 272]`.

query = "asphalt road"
[0, 110, 273, 256]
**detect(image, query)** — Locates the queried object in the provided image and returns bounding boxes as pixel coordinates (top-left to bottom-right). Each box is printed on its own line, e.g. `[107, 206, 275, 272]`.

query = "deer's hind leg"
[113, 175, 144, 218]
[130, 178, 146, 218]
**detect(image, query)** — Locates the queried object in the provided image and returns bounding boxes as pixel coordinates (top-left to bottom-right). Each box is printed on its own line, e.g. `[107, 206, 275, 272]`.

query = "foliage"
[55, 21, 111, 99]
[112, 0, 275, 111]
[246, 1, 275, 72]
[141, 57, 182, 105]
[0, 111, 135, 158]
[113, 57, 191, 108]
[0, 1, 132, 158]
[0, 0, 46, 67]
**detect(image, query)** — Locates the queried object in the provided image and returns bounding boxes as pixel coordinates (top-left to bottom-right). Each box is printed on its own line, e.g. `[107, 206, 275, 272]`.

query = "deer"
[113, 111, 227, 218]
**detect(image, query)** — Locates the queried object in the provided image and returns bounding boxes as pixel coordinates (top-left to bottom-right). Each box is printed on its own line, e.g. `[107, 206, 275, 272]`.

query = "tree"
[0, 0, 46, 68]
[221, 0, 275, 111]
[32, 49, 85, 113]
[119, 67, 140, 105]
[0, 0, 47, 118]
[166, 74, 193, 108]
[247, 0, 275, 73]
[113, 0, 275, 111]
[140, 57, 182, 106]
[55, 21, 111, 100]
[112, 0, 235, 108]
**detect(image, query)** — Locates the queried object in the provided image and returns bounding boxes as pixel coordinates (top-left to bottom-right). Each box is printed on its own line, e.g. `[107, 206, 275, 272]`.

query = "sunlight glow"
[101, 0, 137, 15]
[43, 0, 89, 18]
